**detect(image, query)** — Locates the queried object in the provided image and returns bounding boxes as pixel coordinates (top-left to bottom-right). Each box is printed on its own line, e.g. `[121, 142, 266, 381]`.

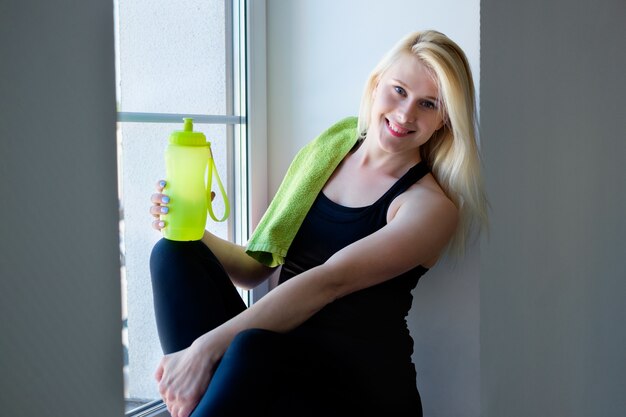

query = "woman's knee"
[150, 238, 186, 284]
[150, 238, 203, 264]
[226, 329, 285, 361]
[150, 238, 216, 282]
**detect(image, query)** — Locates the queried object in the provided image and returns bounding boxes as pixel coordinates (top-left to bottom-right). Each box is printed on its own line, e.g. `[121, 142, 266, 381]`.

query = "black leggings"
[150, 238, 246, 354]
[150, 239, 331, 417]
[150, 238, 422, 417]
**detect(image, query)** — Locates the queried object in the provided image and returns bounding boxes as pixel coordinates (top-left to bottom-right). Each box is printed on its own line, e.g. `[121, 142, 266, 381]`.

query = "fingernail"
[160, 207, 169, 214]
[161, 196, 170, 204]
[158, 221, 165, 228]
[159, 180, 166, 188]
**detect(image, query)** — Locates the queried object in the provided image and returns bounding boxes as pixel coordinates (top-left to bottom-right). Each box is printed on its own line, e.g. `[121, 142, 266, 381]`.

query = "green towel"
[245, 116, 359, 267]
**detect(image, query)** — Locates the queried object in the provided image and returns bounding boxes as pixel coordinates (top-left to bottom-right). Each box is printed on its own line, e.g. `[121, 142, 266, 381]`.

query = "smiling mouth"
[386, 118, 414, 137]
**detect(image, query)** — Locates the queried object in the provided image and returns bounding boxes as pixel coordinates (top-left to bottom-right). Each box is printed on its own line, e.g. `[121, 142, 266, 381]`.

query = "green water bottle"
[161, 118, 230, 241]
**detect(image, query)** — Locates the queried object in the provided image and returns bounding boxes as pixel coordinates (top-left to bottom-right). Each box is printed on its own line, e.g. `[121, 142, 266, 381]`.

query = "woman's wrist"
[192, 325, 235, 360]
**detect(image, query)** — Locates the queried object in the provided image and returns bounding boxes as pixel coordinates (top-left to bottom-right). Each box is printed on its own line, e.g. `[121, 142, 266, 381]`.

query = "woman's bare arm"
[200, 230, 275, 289]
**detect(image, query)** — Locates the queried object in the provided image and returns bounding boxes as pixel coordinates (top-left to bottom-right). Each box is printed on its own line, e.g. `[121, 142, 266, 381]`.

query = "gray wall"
[480, 0, 626, 416]
[0, 1, 124, 416]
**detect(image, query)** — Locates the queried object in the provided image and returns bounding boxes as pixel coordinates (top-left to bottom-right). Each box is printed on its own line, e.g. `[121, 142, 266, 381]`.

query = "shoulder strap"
[385, 160, 430, 199]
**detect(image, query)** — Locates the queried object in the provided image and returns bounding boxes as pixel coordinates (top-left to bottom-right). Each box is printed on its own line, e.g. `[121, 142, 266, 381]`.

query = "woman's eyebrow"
[390, 78, 438, 101]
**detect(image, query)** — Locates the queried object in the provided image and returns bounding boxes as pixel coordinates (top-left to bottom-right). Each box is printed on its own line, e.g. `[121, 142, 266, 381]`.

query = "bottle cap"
[169, 118, 207, 146]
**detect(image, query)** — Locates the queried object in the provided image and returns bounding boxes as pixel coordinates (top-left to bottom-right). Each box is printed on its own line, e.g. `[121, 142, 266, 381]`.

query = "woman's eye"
[421, 100, 437, 110]
[394, 86, 406, 96]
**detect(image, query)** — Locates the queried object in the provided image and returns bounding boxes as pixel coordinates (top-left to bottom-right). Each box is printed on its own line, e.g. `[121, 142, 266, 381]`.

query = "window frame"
[115, 0, 269, 415]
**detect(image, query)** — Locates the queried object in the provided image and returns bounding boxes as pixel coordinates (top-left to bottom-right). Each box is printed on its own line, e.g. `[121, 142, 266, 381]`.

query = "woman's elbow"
[230, 263, 276, 290]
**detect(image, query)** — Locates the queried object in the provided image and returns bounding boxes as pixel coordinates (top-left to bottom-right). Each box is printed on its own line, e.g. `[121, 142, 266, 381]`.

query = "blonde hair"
[358, 30, 488, 257]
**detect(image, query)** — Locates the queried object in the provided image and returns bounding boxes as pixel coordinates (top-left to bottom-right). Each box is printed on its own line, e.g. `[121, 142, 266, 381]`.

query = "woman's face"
[369, 53, 444, 157]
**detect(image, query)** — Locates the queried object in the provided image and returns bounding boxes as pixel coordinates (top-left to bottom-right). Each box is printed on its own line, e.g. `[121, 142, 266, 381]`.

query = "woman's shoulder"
[389, 173, 458, 227]
[384, 173, 459, 268]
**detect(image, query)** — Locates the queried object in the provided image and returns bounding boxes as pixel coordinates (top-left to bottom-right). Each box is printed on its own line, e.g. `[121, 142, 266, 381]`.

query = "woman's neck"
[354, 136, 422, 179]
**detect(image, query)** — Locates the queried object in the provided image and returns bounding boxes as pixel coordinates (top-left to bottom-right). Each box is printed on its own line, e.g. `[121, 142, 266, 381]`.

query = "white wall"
[480, 0, 626, 416]
[265, 1, 481, 416]
[0, 1, 124, 416]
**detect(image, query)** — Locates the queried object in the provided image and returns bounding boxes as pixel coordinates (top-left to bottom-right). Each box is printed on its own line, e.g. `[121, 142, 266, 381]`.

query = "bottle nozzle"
[169, 117, 205, 146]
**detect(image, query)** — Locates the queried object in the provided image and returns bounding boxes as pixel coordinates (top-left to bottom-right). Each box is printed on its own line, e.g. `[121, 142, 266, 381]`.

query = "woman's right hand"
[150, 180, 170, 231]
[149, 180, 215, 232]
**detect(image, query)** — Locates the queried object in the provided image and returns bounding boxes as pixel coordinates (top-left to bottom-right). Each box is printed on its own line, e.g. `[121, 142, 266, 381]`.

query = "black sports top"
[279, 160, 430, 353]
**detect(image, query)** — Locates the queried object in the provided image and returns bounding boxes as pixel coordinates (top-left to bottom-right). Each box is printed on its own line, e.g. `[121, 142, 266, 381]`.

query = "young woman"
[149, 30, 488, 417]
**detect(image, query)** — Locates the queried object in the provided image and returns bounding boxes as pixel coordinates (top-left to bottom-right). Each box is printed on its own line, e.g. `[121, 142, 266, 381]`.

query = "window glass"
[119, 122, 230, 411]
[114, 0, 244, 413]
[117, 0, 227, 115]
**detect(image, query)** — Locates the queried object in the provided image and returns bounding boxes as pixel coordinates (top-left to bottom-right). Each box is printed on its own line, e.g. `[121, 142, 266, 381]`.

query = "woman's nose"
[396, 102, 416, 123]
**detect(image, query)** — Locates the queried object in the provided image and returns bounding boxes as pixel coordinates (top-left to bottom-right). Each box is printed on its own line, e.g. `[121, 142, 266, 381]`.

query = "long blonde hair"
[358, 30, 488, 257]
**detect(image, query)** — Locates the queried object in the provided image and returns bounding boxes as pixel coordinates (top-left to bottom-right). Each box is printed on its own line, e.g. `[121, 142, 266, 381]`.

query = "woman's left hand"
[155, 339, 220, 417]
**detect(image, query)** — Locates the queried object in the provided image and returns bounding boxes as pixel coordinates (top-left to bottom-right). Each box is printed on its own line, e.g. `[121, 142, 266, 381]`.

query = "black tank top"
[279, 160, 430, 351]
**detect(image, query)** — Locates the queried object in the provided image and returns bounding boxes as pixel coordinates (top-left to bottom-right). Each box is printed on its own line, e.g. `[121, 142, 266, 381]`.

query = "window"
[113, 0, 250, 414]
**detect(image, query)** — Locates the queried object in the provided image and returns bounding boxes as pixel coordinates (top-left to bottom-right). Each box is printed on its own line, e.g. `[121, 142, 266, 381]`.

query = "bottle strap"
[206, 144, 230, 222]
